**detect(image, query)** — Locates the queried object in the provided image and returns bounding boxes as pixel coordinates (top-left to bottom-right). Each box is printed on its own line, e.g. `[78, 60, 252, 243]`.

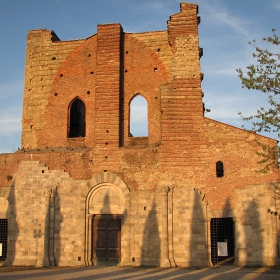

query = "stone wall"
[235, 184, 280, 266]
[1, 2, 280, 268]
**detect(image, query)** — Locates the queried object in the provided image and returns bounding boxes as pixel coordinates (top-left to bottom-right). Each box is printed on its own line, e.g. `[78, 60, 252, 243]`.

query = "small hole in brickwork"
[42, 170, 44, 173]
[125, 70, 128, 73]
[132, 257, 135, 262]
[126, 51, 129, 54]
[87, 91, 90, 94]
[154, 67, 158, 72]
[144, 206, 146, 210]
[88, 54, 91, 57]
[52, 57, 56, 60]
[105, 142, 108, 145]
[60, 74, 63, 77]
[157, 48, 161, 52]
[90, 71, 94, 75]
[54, 92, 58, 96]
[105, 156, 108, 159]
[104, 170, 107, 172]
[30, 125, 33, 129]
[155, 97, 157, 99]
[78, 256, 81, 261]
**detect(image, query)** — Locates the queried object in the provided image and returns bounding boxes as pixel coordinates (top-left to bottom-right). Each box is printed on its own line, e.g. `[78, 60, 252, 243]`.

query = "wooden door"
[92, 215, 121, 265]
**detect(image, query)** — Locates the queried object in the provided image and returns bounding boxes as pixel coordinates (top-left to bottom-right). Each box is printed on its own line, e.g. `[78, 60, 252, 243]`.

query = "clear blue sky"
[0, 0, 279, 153]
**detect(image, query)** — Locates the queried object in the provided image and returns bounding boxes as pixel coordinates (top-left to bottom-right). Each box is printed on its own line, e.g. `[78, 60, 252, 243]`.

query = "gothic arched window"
[129, 94, 148, 137]
[68, 98, 86, 138]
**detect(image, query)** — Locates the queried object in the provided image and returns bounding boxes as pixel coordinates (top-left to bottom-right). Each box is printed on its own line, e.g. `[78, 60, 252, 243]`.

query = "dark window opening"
[0, 219, 8, 261]
[129, 95, 148, 137]
[68, 98, 86, 138]
[216, 161, 224, 177]
[211, 218, 235, 265]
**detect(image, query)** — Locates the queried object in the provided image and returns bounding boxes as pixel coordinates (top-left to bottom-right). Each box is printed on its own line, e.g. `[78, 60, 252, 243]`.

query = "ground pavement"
[0, 265, 280, 280]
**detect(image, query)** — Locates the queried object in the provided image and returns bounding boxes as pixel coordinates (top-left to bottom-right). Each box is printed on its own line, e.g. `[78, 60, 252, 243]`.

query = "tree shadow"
[246, 199, 264, 265]
[236, 199, 264, 266]
[32, 186, 62, 267]
[4, 182, 19, 266]
[189, 189, 208, 266]
[140, 199, 160, 266]
[53, 188, 62, 266]
[267, 182, 280, 266]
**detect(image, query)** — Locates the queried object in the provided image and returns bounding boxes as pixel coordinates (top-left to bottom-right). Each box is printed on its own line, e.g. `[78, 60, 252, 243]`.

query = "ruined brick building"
[0, 2, 279, 267]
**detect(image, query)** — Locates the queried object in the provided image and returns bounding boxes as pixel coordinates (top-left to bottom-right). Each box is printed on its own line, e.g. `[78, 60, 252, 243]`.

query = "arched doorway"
[85, 172, 129, 266]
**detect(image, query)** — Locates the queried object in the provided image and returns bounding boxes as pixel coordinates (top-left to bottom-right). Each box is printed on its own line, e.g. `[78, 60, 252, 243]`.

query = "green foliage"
[236, 29, 280, 170]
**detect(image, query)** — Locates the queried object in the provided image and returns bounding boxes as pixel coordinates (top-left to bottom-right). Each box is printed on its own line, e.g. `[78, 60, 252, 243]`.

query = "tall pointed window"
[130, 95, 148, 137]
[68, 98, 86, 138]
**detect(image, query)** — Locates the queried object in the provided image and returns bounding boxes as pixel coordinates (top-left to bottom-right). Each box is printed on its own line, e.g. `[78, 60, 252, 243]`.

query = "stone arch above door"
[87, 183, 125, 214]
[86, 171, 129, 215]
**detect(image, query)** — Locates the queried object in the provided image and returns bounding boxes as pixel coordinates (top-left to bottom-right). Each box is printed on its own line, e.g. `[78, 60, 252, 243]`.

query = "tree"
[236, 29, 280, 171]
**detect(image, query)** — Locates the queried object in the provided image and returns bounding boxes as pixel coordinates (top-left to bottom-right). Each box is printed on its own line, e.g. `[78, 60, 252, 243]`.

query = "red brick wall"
[2, 3, 279, 211]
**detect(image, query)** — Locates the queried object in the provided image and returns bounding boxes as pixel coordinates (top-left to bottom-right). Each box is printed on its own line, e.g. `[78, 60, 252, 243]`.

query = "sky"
[0, 0, 279, 153]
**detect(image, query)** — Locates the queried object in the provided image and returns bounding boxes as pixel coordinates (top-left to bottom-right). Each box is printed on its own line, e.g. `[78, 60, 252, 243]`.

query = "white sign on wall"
[217, 242, 228, 257]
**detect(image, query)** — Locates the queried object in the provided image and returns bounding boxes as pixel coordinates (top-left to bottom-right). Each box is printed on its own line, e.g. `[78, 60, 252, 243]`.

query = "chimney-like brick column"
[94, 24, 123, 173]
[161, 3, 204, 170]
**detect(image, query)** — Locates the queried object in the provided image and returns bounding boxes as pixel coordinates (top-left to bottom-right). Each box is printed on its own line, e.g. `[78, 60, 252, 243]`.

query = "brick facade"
[0, 2, 279, 267]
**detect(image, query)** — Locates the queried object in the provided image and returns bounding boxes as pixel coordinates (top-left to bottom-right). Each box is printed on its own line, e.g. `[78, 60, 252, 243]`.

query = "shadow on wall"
[268, 182, 280, 264]
[140, 199, 160, 266]
[5, 182, 19, 266]
[235, 198, 264, 266]
[53, 188, 62, 266]
[245, 200, 264, 265]
[189, 189, 208, 266]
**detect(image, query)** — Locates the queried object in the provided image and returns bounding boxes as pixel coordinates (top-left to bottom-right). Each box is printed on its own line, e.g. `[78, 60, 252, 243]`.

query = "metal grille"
[0, 219, 8, 261]
[211, 218, 234, 265]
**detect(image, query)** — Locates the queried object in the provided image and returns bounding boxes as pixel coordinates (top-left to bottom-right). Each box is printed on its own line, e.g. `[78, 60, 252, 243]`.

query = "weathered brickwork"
[0, 2, 280, 267]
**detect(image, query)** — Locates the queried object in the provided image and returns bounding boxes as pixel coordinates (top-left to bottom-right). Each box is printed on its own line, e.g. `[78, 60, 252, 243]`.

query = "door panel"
[93, 215, 121, 266]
